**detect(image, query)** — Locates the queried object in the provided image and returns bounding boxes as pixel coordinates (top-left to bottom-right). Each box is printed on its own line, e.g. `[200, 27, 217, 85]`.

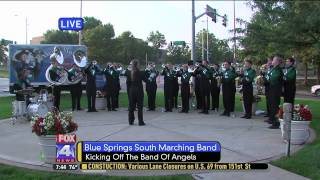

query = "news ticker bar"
[77, 141, 221, 163]
[78, 163, 268, 170]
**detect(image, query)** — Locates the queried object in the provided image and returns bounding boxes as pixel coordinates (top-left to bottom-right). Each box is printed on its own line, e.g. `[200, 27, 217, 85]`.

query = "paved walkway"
[0, 108, 312, 180]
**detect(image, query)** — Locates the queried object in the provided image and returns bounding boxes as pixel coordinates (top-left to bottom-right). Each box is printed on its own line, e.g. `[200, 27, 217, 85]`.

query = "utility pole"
[191, 0, 196, 64]
[25, 17, 28, 44]
[202, 29, 204, 61]
[233, 0, 236, 62]
[79, 0, 83, 45]
[206, 17, 209, 62]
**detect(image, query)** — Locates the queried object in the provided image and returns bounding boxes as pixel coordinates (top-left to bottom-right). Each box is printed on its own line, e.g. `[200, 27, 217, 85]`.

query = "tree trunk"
[304, 62, 308, 86]
[317, 63, 320, 84]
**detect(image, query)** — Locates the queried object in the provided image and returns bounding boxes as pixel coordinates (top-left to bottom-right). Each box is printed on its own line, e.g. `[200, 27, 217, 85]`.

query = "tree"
[83, 24, 115, 64]
[147, 31, 167, 49]
[195, 29, 233, 64]
[166, 44, 190, 64]
[41, 30, 78, 44]
[83, 16, 102, 31]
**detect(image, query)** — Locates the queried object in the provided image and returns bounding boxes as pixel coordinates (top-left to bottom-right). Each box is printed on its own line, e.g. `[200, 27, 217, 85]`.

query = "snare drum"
[27, 103, 49, 118]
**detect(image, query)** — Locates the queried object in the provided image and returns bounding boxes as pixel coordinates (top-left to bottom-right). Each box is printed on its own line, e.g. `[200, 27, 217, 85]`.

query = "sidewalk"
[0, 108, 313, 179]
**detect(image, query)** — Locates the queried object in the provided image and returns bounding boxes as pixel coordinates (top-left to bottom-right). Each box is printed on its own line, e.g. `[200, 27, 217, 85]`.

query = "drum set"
[12, 89, 53, 124]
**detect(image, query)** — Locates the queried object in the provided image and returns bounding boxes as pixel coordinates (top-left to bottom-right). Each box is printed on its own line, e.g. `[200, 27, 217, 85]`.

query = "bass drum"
[27, 103, 49, 118]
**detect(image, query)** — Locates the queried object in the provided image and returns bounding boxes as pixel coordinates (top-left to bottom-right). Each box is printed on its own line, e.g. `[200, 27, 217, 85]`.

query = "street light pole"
[206, 17, 209, 62]
[201, 29, 204, 61]
[233, 0, 236, 62]
[79, 0, 83, 45]
[25, 17, 28, 44]
[191, 0, 196, 64]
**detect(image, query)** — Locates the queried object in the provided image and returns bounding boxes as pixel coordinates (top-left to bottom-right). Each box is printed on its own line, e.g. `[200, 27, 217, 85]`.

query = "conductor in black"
[128, 60, 146, 126]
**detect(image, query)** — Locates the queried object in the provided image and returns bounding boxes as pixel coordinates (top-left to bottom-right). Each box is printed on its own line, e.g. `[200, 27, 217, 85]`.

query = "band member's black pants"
[283, 82, 295, 105]
[200, 80, 210, 113]
[146, 83, 157, 110]
[222, 82, 236, 115]
[164, 85, 173, 111]
[243, 83, 253, 118]
[106, 91, 117, 110]
[210, 80, 220, 110]
[181, 83, 190, 112]
[53, 85, 61, 111]
[195, 82, 202, 109]
[269, 84, 281, 127]
[128, 87, 144, 124]
[172, 81, 179, 109]
[86, 84, 96, 111]
[265, 84, 270, 116]
[71, 82, 82, 110]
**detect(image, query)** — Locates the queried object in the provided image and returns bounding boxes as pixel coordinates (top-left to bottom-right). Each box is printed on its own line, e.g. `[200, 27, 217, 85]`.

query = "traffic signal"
[222, 14, 227, 27]
[206, 5, 217, 23]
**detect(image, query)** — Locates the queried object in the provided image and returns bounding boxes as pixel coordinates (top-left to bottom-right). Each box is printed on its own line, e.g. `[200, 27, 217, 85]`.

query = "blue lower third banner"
[77, 141, 221, 163]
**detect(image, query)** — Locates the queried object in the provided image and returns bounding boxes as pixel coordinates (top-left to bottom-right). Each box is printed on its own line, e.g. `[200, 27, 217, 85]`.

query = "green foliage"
[147, 31, 167, 49]
[196, 29, 233, 63]
[83, 24, 115, 64]
[166, 43, 190, 64]
[83, 16, 102, 31]
[41, 30, 78, 44]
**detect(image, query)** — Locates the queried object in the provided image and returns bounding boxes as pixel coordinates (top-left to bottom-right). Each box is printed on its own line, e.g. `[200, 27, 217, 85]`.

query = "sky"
[0, 1, 254, 46]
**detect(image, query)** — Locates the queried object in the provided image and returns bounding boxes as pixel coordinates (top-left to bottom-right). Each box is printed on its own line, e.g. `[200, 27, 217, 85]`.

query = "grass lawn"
[0, 92, 319, 179]
[0, 68, 8, 78]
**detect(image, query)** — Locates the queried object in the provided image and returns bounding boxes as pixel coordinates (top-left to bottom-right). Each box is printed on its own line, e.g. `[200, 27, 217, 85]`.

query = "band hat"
[14, 49, 30, 61]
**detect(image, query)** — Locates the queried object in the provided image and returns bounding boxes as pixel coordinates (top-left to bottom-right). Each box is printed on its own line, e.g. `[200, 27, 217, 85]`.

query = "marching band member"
[161, 63, 174, 112]
[128, 60, 146, 126]
[114, 63, 121, 109]
[210, 63, 221, 112]
[194, 60, 212, 114]
[266, 56, 283, 129]
[194, 61, 202, 110]
[145, 63, 159, 111]
[240, 59, 256, 119]
[68, 64, 83, 111]
[262, 57, 273, 118]
[177, 64, 192, 113]
[104, 63, 119, 111]
[172, 67, 179, 109]
[84, 61, 101, 112]
[283, 57, 296, 104]
[221, 61, 237, 117]
[49, 54, 64, 111]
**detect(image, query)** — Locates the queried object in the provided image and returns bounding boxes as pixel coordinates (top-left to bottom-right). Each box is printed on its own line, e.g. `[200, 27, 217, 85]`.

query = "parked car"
[311, 85, 320, 96]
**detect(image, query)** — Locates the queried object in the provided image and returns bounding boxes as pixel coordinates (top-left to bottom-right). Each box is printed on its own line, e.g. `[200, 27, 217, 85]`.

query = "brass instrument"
[53, 47, 64, 65]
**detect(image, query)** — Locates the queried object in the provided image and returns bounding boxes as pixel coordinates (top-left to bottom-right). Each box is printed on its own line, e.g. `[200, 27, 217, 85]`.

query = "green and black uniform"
[241, 68, 256, 118]
[221, 67, 237, 116]
[68, 67, 82, 111]
[263, 65, 272, 117]
[172, 71, 179, 109]
[266, 65, 283, 127]
[161, 68, 174, 112]
[177, 69, 192, 113]
[104, 67, 120, 111]
[85, 63, 101, 112]
[210, 68, 221, 111]
[49, 66, 63, 110]
[283, 65, 296, 104]
[145, 69, 159, 111]
[195, 65, 212, 114]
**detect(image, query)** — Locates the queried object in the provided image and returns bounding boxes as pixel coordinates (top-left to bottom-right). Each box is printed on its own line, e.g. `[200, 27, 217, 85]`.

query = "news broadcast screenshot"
[0, 1, 318, 180]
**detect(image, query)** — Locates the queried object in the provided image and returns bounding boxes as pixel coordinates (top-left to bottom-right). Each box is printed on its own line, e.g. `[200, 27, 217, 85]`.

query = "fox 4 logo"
[56, 134, 76, 163]
[56, 144, 76, 163]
